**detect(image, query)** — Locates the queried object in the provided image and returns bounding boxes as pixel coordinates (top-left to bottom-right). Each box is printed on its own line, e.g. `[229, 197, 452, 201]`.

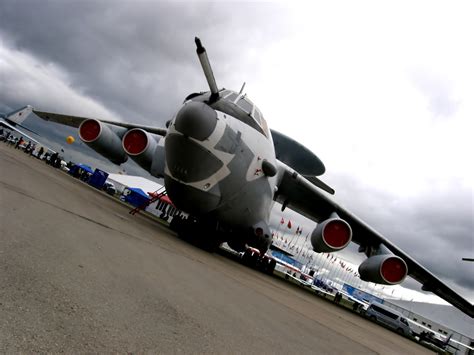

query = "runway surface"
[0, 144, 432, 353]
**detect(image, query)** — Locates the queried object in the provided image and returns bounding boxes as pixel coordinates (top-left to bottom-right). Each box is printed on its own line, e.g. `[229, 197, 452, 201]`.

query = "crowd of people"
[0, 128, 63, 168]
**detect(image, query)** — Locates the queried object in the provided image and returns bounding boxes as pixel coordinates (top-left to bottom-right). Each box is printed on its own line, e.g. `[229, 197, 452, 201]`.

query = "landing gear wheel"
[200, 234, 222, 252]
[267, 258, 276, 274]
[257, 257, 276, 275]
[174, 217, 221, 252]
[242, 249, 258, 267]
[169, 215, 184, 233]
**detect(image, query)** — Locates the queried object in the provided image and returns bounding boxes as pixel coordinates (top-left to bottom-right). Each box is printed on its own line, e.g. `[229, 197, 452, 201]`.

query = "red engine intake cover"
[381, 256, 408, 284]
[122, 129, 149, 156]
[322, 219, 352, 249]
[79, 119, 101, 142]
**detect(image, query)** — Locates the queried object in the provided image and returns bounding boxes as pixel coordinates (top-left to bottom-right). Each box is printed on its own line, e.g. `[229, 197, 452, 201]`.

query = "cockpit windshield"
[218, 90, 269, 137]
[185, 90, 270, 138]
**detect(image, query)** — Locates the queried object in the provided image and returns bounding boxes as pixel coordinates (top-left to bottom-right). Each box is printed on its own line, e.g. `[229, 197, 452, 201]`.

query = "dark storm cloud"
[0, 0, 291, 125]
[271, 170, 473, 298]
[329, 173, 473, 296]
[402, 192, 473, 288]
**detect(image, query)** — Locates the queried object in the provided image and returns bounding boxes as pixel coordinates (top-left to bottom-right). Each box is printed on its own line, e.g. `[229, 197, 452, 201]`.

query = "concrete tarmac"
[0, 144, 432, 354]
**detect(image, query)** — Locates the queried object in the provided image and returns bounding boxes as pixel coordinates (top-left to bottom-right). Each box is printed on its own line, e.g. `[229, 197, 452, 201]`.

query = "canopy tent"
[77, 164, 93, 173]
[69, 163, 94, 178]
[122, 187, 150, 208]
[127, 187, 149, 198]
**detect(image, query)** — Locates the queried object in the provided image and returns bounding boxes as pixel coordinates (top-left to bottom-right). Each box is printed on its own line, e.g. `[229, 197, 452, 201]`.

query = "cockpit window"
[237, 97, 253, 114]
[253, 107, 261, 124]
[209, 90, 270, 138]
[224, 92, 239, 103]
[255, 108, 269, 136]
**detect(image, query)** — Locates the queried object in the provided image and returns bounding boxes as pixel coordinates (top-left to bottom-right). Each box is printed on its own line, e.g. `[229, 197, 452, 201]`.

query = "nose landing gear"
[171, 216, 277, 274]
[170, 215, 222, 252]
[242, 247, 277, 275]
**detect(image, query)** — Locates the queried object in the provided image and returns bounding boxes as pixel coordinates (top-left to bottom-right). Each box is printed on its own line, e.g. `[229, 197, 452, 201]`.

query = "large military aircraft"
[31, 38, 473, 318]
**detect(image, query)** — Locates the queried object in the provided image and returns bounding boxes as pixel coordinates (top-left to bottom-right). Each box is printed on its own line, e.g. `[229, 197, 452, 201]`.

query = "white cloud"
[248, 1, 474, 197]
[0, 38, 122, 121]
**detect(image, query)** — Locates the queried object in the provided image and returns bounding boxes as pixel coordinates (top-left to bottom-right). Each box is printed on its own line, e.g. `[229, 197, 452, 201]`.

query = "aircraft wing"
[274, 161, 474, 318]
[33, 110, 168, 136]
[1, 120, 40, 144]
[1, 106, 55, 152]
[1, 120, 56, 153]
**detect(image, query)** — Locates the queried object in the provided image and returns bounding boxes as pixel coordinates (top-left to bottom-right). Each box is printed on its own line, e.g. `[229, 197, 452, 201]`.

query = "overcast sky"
[1, 0, 472, 304]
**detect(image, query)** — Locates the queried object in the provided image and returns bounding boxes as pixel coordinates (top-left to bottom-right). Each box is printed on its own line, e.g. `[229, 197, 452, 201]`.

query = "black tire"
[267, 258, 276, 275]
[200, 235, 222, 253]
[370, 316, 377, 322]
[169, 216, 181, 232]
[256, 257, 268, 273]
[242, 249, 257, 267]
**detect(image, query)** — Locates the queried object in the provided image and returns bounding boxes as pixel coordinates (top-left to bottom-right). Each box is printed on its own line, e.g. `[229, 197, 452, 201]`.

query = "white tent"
[107, 173, 163, 194]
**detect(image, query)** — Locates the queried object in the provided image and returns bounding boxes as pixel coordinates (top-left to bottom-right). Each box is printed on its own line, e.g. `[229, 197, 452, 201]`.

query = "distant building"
[385, 299, 473, 354]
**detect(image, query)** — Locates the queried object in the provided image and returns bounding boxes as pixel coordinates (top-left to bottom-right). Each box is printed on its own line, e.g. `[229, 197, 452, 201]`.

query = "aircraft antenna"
[195, 37, 219, 101]
[239, 82, 246, 95]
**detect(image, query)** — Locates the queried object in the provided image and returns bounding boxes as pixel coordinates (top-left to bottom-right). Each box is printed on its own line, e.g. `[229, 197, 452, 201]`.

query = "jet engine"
[311, 213, 352, 253]
[122, 128, 165, 177]
[358, 254, 408, 285]
[78, 119, 128, 164]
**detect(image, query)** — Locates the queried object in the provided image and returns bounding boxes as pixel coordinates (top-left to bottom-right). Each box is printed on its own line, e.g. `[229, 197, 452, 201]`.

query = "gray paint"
[165, 133, 223, 183]
[165, 118, 275, 250]
[123, 130, 159, 172]
[150, 144, 166, 178]
[210, 125, 273, 227]
[271, 129, 325, 176]
[214, 125, 242, 154]
[174, 101, 217, 141]
[81, 122, 128, 165]
[164, 175, 220, 215]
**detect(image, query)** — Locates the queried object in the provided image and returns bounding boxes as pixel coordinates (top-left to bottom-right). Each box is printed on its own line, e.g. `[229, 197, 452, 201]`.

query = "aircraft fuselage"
[164, 90, 278, 250]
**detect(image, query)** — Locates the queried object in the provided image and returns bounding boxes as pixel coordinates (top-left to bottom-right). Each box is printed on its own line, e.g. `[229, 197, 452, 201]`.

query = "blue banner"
[343, 284, 384, 304]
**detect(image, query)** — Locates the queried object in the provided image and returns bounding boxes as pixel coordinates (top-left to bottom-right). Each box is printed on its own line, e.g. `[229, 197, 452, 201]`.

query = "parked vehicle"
[366, 302, 412, 336]
[103, 181, 117, 196]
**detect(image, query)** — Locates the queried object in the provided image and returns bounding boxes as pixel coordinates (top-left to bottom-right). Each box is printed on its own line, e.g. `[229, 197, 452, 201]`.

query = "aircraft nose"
[165, 175, 221, 215]
[174, 101, 217, 141]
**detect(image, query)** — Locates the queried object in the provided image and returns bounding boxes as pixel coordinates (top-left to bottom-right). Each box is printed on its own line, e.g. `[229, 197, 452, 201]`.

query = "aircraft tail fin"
[2, 105, 39, 135]
[4, 105, 33, 124]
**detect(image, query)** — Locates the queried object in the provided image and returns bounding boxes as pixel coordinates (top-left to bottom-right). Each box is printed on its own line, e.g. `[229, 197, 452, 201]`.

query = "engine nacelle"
[311, 215, 352, 253]
[78, 119, 128, 164]
[358, 254, 408, 285]
[122, 128, 165, 177]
